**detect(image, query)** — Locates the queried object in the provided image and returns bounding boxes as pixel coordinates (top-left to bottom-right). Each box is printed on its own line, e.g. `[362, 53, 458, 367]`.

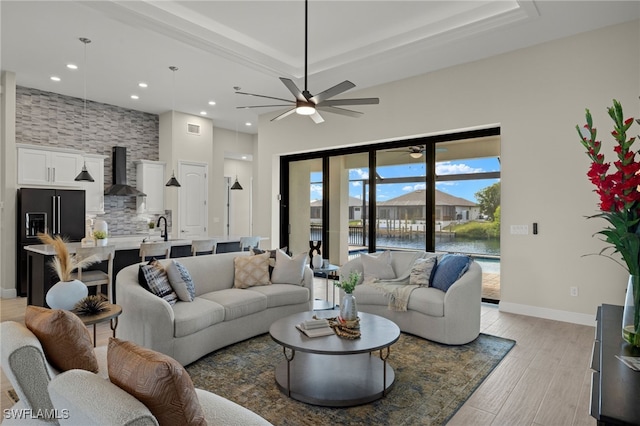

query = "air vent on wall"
[187, 123, 200, 135]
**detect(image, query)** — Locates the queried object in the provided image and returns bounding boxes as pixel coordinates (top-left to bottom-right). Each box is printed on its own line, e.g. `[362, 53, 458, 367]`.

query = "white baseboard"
[498, 301, 596, 326]
[1, 288, 17, 299]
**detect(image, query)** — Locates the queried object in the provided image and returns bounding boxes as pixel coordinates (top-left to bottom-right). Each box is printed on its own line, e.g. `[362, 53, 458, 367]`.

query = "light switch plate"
[510, 225, 529, 235]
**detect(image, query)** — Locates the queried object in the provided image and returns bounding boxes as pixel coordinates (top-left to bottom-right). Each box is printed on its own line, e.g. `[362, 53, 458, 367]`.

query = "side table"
[77, 303, 122, 347]
[312, 264, 339, 310]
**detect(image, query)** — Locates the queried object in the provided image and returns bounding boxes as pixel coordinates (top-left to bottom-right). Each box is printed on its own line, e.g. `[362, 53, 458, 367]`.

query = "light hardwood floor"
[0, 297, 596, 425]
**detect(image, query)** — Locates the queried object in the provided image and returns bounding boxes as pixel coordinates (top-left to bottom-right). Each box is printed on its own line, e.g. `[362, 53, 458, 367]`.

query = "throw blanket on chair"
[364, 270, 417, 311]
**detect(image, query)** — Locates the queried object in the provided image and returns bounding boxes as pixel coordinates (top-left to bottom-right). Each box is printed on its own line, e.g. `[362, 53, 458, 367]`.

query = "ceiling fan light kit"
[236, 0, 379, 123]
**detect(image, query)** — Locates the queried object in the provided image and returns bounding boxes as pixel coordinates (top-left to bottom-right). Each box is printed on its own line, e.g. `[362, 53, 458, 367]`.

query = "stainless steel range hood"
[104, 147, 146, 197]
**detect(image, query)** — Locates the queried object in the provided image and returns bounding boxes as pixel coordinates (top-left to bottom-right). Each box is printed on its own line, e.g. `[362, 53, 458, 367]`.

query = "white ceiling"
[1, 1, 638, 134]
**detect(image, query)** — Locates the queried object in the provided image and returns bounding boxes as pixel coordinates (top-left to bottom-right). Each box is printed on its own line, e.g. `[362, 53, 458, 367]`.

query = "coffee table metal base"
[274, 351, 395, 407]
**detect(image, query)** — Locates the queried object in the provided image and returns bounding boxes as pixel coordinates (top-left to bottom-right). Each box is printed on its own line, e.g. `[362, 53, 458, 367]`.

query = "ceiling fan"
[235, 0, 379, 124]
[390, 146, 426, 158]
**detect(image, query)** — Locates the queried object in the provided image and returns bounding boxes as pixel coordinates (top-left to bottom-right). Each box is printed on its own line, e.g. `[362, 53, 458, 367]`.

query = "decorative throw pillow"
[24, 305, 99, 373]
[271, 249, 308, 285]
[431, 254, 472, 292]
[140, 259, 178, 305]
[166, 260, 196, 302]
[107, 338, 206, 426]
[361, 251, 395, 280]
[234, 253, 271, 289]
[410, 256, 438, 287]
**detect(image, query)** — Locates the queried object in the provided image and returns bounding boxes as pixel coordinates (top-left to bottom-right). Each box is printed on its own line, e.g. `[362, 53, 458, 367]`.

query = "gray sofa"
[339, 251, 482, 345]
[116, 251, 314, 366]
[0, 321, 271, 425]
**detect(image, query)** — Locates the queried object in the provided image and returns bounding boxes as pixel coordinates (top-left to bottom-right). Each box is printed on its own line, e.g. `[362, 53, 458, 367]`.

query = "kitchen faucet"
[157, 216, 168, 241]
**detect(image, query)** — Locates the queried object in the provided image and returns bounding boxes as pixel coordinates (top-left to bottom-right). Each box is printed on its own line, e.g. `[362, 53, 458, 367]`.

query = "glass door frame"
[279, 127, 500, 259]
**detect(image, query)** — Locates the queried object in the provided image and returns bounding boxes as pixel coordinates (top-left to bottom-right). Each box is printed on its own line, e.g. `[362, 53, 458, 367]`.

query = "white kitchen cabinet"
[17, 145, 83, 187]
[135, 160, 166, 214]
[82, 154, 106, 215]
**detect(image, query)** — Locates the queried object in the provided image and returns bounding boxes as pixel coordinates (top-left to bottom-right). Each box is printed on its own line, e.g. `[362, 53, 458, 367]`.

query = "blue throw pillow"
[431, 254, 472, 292]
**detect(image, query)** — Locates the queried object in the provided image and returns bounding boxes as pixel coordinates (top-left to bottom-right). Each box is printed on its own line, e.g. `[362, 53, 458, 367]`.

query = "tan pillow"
[24, 305, 99, 373]
[234, 253, 271, 288]
[107, 338, 206, 426]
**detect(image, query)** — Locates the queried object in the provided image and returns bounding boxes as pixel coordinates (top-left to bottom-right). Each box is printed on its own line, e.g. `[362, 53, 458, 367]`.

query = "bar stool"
[239, 236, 260, 252]
[191, 238, 218, 256]
[139, 241, 171, 261]
[71, 245, 116, 303]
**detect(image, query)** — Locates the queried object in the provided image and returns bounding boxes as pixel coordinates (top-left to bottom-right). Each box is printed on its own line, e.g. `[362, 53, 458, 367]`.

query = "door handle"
[52, 168, 56, 182]
[56, 196, 61, 234]
[51, 196, 56, 234]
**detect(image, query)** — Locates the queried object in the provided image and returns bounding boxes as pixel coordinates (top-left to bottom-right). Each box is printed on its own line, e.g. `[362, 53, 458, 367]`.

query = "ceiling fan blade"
[309, 80, 356, 104]
[279, 78, 306, 102]
[237, 104, 293, 109]
[310, 111, 324, 124]
[236, 91, 294, 104]
[317, 105, 363, 118]
[317, 97, 380, 107]
[271, 108, 297, 122]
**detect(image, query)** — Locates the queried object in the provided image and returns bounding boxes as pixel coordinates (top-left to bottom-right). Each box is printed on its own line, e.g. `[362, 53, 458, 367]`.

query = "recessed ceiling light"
[130, 95, 139, 100]
[208, 101, 216, 106]
[245, 122, 252, 126]
[200, 111, 207, 115]
[50, 76, 61, 82]
[66, 64, 78, 70]
[138, 82, 148, 88]
[241, 155, 247, 160]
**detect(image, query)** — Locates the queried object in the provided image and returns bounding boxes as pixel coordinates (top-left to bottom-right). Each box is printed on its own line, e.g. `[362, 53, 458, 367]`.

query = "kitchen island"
[24, 235, 254, 307]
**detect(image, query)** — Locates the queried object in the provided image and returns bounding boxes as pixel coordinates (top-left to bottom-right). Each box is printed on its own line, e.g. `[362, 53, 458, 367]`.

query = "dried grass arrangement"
[37, 233, 98, 282]
[73, 295, 109, 315]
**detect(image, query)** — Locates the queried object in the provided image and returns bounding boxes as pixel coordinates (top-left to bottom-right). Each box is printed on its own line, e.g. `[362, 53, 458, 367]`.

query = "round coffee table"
[269, 311, 400, 407]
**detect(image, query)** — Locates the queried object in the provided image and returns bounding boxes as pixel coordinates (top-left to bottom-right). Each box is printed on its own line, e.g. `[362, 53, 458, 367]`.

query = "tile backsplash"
[16, 86, 170, 236]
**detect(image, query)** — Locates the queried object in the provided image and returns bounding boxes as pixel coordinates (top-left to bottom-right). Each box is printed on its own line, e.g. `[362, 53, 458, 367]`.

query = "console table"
[591, 304, 640, 425]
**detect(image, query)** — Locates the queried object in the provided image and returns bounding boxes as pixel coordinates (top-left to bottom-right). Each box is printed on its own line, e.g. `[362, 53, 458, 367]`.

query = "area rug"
[186, 332, 515, 425]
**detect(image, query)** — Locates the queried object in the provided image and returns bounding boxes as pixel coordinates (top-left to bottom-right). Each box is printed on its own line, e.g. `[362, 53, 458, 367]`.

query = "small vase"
[312, 254, 323, 269]
[96, 238, 108, 247]
[46, 279, 88, 310]
[340, 293, 358, 321]
[622, 274, 640, 347]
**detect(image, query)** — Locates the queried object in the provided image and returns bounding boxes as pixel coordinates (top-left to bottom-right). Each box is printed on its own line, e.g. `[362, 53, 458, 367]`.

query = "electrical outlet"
[570, 286, 578, 297]
[510, 225, 529, 235]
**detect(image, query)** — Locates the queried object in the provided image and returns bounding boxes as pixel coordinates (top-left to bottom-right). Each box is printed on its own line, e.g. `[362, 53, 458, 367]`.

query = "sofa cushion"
[200, 289, 268, 321]
[107, 338, 206, 426]
[234, 253, 271, 289]
[361, 251, 395, 280]
[246, 284, 310, 308]
[409, 256, 437, 287]
[407, 287, 446, 317]
[173, 298, 226, 338]
[24, 305, 99, 373]
[270, 250, 307, 285]
[166, 260, 196, 302]
[431, 254, 472, 292]
[352, 284, 391, 307]
[141, 259, 178, 305]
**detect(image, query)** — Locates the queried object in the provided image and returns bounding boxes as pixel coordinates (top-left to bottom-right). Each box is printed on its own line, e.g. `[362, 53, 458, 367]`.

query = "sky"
[310, 157, 500, 204]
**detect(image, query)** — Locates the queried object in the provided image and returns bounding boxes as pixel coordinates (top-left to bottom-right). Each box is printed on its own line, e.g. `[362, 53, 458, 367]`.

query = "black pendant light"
[166, 170, 181, 187]
[165, 66, 182, 187]
[74, 37, 95, 182]
[230, 176, 243, 190]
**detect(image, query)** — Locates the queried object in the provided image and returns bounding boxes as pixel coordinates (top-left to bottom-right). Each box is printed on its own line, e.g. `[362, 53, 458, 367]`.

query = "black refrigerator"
[16, 188, 86, 296]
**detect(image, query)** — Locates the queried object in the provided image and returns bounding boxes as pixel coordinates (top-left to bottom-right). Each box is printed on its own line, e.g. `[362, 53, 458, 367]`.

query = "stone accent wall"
[15, 86, 171, 236]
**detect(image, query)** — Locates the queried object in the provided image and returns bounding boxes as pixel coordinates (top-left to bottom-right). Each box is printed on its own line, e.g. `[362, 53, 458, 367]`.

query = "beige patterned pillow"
[234, 253, 271, 288]
[107, 338, 205, 426]
[25, 305, 99, 373]
[409, 256, 438, 287]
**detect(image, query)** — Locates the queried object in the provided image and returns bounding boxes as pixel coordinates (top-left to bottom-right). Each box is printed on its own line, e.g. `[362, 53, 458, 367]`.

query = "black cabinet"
[591, 304, 640, 425]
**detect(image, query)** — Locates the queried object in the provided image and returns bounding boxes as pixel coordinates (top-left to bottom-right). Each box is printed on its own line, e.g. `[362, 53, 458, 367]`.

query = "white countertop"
[24, 235, 253, 255]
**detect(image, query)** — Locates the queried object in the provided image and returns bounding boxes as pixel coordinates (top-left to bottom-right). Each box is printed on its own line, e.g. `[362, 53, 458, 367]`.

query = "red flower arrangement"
[577, 100, 640, 276]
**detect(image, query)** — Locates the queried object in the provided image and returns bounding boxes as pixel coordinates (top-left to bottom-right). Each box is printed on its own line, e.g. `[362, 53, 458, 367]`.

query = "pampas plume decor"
[37, 233, 98, 282]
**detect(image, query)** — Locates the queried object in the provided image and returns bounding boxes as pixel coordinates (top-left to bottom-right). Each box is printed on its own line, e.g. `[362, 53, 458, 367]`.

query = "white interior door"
[178, 161, 208, 238]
